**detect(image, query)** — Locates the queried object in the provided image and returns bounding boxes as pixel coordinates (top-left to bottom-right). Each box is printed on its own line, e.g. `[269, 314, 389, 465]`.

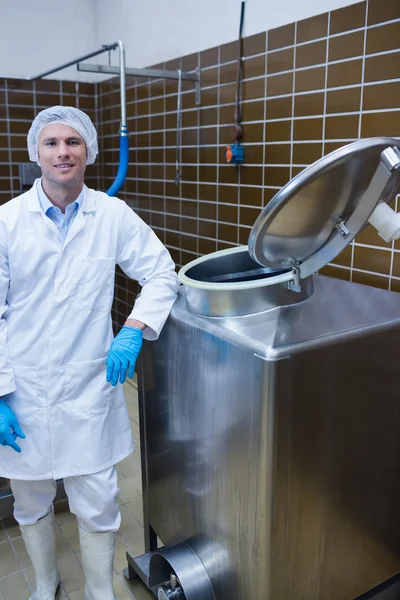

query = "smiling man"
[0, 107, 179, 600]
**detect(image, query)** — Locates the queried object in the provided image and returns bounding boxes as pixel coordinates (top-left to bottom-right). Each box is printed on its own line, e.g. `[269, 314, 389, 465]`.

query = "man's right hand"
[0, 401, 26, 453]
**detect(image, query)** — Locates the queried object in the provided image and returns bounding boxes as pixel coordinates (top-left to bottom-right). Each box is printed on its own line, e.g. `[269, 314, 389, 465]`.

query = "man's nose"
[58, 142, 70, 157]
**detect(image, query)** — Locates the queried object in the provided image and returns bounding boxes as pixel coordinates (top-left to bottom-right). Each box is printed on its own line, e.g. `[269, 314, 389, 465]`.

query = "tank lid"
[248, 137, 400, 279]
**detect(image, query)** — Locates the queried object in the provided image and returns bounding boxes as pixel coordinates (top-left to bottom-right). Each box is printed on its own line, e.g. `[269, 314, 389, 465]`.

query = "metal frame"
[0, 43, 118, 81]
[123, 354, 159, 591]
[0, 41, 202, 121]
[78, 63, 202, 106]
[1, 41, 201, 107]
[0, 42, 129, 131]
[33, 44, 120, 81]
[137, 354, 157, 555]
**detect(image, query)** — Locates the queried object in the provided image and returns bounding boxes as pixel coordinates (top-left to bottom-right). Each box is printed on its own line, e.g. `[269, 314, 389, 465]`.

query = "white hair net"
[27, 106, 98, 165]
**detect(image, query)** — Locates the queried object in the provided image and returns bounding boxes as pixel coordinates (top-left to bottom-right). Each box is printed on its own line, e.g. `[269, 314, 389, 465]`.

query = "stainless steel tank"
[125, 139, 400, 600]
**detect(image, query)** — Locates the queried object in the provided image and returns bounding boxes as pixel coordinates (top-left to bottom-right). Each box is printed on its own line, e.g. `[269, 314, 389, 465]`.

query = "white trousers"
[10, 466, 120, 533]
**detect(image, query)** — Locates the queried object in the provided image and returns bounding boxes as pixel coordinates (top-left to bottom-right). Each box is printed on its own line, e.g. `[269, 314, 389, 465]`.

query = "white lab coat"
[0, 181, 179, 480]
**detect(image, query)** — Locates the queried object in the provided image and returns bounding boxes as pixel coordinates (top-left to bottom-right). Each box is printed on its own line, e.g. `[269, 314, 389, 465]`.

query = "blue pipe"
[106, 125, 129, 196]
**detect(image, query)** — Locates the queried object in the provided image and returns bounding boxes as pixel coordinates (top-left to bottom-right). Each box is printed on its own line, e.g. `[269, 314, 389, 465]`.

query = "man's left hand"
[106, 323, 144, 386]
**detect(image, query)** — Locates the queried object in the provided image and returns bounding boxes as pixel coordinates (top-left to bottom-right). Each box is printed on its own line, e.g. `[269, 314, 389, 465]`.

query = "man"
[0, 106, 179, 599]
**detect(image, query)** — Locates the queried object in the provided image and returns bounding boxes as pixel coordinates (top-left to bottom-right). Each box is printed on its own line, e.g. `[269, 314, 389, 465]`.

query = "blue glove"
[0, 400, 26, 453]
[106, 326, 143, 386]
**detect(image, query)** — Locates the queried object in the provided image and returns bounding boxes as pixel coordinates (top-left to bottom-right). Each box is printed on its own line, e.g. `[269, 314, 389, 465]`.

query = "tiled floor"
[0, 380, 154, 599]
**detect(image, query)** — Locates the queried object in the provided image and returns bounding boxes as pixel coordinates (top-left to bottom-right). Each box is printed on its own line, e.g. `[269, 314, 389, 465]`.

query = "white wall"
[0, 0, 361, 83]
[95, 0, 362, 71]
[0, 0, 98, 81]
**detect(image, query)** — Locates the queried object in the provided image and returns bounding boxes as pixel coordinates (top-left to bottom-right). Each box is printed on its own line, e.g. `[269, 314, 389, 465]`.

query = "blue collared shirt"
[37, 179, 83, 243]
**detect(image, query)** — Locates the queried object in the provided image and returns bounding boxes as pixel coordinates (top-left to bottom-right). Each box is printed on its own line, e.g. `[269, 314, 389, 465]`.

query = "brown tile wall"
[4, 1, 395, 328]
[0, 78, 99, 200]
[98, 0, 400, 327]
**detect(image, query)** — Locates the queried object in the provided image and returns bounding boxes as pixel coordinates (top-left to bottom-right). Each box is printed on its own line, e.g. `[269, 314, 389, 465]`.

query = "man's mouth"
[54, 164, 74, 170]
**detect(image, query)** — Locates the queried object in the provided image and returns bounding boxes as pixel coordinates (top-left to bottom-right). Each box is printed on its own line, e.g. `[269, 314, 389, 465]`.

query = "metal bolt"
[335, 221, 350, 238]
[170, 574, 178, 590]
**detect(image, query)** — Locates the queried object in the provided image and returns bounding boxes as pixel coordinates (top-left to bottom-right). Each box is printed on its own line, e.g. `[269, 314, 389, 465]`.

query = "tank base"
[124, 549, 400, 600]
[124, 543, 214, 600]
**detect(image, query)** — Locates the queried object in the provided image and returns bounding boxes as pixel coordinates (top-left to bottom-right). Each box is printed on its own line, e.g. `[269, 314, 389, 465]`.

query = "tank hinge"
[335, 219, 350, 238]
[381, 146, 400, 172]
[287, 267, 302, 293]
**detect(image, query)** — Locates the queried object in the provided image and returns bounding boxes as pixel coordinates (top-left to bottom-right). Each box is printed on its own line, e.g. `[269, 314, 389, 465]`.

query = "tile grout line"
[98, 121, 400, 145]
[215, 46, 220, 248]
[236, 41, 242, 246]
[322, 12, 331, 160]
[114, 570, 136, 599]
[351, 0, 370, 281]
[326, 263, 395, 279]
[177, 70, 183, 266]
[89, 58, 400, 110]
[89, 16, 395, 98]
[289, 23, 297, 184]
[0, 521, 8, 598]
[162, 78, 167, 241]
[4, 81, 13, 200]
[88, 100, 400, 124]
[5, 533, 35, 596]
[196, 51, 200, 256]
[261, 30, 267, 208]
[52, 516, 92, 598]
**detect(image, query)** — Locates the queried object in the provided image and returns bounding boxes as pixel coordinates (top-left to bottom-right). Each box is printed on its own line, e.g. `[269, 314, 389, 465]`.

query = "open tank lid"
[248, 137, 400, 279]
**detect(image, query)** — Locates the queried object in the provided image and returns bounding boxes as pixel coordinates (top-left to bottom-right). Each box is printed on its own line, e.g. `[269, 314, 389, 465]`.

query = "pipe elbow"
[106, 133, 129, 197]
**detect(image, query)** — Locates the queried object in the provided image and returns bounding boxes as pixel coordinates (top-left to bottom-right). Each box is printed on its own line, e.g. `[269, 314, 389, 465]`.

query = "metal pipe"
[117, 41, 127, 129]
[106, 40, 129, 196]
[106, 133, 129, 196]
[77, 63, 199, 81]
[0, 44, 119, 81]
[78, 61, 201, 106]
[29, 44, 118, 81]
[27, 40, 126, 129]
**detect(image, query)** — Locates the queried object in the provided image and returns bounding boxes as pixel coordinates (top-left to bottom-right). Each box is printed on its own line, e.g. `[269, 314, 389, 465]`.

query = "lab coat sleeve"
[0, 222, 16, 395]
[116, 202, 180, 340]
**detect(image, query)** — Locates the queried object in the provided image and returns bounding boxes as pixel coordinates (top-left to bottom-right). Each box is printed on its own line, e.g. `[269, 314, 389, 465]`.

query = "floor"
[0, 379, 154, 599]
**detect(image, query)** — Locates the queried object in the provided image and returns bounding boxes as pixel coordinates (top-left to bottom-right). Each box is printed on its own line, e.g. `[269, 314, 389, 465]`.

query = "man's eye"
[46, 141, 55, 146]
[69, 140, 79, 145]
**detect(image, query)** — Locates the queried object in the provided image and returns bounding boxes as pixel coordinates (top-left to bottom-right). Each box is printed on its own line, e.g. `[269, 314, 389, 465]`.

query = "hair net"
[27, 106, 98, 165]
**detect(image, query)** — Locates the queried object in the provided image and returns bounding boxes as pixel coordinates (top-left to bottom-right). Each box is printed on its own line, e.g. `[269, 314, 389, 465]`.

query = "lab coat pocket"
[5, 366, 43, 465]
[7, 366, 41, 425]
[63, 357, 113, 418]
[69, 257, 115, 310]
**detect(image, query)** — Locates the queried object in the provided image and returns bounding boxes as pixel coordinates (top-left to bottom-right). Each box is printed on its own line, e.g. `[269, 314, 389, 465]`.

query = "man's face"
[38, 123, 87, 188]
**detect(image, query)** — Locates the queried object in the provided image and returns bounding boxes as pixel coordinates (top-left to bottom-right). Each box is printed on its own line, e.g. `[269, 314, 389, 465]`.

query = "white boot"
[20, 510, 61, 600]
[79, 526, 117, 600]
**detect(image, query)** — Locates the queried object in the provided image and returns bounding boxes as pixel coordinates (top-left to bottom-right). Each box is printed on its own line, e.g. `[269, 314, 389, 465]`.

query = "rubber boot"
[20, 510, 61, 600]
[78, 526, 117, 600]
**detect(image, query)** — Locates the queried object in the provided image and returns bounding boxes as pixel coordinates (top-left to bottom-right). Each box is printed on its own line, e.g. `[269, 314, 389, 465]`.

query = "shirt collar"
[37, 178, 84, 215]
